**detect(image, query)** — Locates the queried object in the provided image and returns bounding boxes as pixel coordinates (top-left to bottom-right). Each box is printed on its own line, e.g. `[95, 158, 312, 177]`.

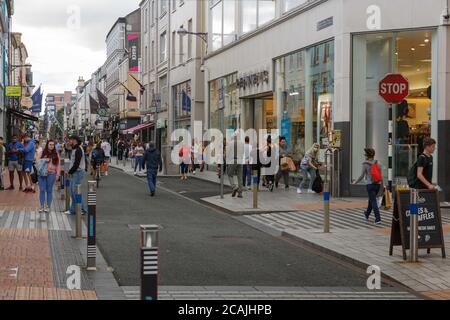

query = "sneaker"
[44, 207, 50, 213]
[39, 208, 44, 213]
[6, 186, 14, 191]
[308, 189, 315, 194]
[64, 210, 74, 215]
[232, 189, 237, 197]
[364, 211, 370, 221]
[105, 172, 108, 176]
[375, 220, 382, 225]
[150, 192, 155, 197]
[134, 172, 137, 176]
[297, 188, 303, 194]
[237, 193, 243, 198]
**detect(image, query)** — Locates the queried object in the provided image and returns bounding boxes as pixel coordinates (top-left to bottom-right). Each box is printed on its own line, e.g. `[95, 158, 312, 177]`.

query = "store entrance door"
[243, 95, 275, 135]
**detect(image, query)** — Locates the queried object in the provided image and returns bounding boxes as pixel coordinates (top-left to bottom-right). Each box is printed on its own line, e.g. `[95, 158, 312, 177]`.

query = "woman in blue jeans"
[298, 143, 320, 194]
[353, 148, 383, 225]
[37, 140, 61, 213]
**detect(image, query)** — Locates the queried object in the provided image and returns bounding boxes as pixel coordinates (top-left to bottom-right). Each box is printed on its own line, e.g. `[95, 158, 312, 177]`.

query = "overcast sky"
[12, 0, 138, 96]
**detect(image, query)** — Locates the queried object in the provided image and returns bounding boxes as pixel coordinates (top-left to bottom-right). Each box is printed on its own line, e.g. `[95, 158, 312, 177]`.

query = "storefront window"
[209, 73, 240, 132]
[173, 81, 192, 130]
[352, 30, 435, 183]
[275, 40, 334, 163]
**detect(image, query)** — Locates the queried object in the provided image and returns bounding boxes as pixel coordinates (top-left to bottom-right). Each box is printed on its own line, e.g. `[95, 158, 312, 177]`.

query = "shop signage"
[128, 34, 140, 72]
[389, 190, 446, 260]
[379, 74, 409, 104]
[21, 97, 33, 109]
[157, 118, 167, 129]
[317, 17, 334, 31]
[331, 130, 341, 148]
[6, 86, 22, 97]
[237, 71, 269, 89]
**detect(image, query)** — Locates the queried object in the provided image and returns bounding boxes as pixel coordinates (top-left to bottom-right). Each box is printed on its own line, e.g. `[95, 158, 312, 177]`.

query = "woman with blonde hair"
[298, 143, 320, 194]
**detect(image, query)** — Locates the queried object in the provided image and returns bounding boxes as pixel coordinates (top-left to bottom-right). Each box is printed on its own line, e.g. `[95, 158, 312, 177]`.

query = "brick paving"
[0, 171, 97, 300]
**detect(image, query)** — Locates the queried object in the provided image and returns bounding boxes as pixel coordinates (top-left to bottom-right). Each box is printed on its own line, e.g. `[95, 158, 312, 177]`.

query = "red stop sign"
[379, 74, 409, 104]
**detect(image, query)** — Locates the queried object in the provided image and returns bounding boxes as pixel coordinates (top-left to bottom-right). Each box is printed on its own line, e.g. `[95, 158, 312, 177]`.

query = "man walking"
[411, 137, 437, 190]
[6, 135, 24, 191]
[101, 139, 111, 176]
[65, 135, 87, 215]
[21, 134, 36, 193]
[143, 142, 162, 197]
[0, 137, 5, 191]
[226, 134, 245, 198]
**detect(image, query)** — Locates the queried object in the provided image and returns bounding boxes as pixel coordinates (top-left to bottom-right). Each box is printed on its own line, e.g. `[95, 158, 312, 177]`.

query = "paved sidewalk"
[236, 208, 450, 300]
[0, 171, 123, 300]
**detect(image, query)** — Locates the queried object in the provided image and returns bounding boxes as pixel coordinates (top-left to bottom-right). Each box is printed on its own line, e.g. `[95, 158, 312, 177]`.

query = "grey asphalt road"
[95, 168, 371, 287]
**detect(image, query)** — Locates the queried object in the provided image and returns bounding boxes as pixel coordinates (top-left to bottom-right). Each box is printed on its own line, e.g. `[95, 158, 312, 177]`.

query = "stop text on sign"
[380, 82, 408, 95]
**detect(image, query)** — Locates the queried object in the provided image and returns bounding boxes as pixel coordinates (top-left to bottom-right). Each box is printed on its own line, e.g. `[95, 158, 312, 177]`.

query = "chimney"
[78, 76, 85, 88]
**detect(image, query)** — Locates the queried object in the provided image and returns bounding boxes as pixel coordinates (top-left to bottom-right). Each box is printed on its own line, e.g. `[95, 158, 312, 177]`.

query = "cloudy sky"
[13, 0, 138, 95]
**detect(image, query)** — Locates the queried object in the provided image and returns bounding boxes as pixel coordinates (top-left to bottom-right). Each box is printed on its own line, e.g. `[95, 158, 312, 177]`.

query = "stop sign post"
[378, 74, 409, 201]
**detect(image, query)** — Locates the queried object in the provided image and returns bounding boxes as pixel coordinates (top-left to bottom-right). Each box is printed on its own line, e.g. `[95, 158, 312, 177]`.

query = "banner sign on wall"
[128, 34, 140, 72]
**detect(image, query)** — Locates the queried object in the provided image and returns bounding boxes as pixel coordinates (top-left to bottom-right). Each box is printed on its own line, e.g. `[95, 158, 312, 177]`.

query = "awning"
[122, 122, 154, 135]
[8, 108, 39, 122]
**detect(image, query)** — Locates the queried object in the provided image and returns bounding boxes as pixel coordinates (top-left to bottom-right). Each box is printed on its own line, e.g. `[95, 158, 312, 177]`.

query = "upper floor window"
[242, 0, 275, 34]
[160, 32, 167, 62]
[160, 0, 168, 16]
[210, 0, 237, 51]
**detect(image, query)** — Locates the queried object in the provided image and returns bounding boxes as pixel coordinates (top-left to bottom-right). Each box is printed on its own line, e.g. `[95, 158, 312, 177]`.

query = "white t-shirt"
[244, 143, 253, 164]
[101, 142, 111, 157]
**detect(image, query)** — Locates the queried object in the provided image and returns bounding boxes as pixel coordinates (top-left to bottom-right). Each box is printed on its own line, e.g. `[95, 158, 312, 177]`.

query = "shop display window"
[352, 30, 435, 183]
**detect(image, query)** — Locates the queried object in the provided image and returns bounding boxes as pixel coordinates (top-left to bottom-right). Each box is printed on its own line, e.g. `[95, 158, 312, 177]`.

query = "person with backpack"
[353, 148, 383, 225]
[65, 135, 87, 216]
[408, 137, 437, 190]
[36, 140, 61, 213]
[91, 143, 105, 179]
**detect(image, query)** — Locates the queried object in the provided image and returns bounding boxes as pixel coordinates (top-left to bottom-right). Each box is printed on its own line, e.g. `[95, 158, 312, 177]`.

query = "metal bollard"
[87, 181, 97, 270]
[323, 181, 330, 233]
[65, 173, 71, 212]
[140, 225, 160, 300]
[252, 170, 258, 209]
[75, 184, 82, 239]
[409, 188, 419, 262]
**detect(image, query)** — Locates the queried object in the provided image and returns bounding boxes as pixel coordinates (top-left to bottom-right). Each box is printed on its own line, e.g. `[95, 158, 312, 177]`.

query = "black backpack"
[407, 154, 425, 188]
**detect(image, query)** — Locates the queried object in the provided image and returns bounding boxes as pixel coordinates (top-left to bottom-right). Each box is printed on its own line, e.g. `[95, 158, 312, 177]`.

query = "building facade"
[138, 0, 206, 172]
[203, 0, 450, 200]
[0, 0, 13, 139]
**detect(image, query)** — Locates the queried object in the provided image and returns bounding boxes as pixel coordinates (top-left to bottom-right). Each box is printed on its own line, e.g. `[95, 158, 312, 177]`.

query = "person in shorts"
[0, 137, 6, 190]
[20, 134, 36, 193]
[6, 135, 24, 190]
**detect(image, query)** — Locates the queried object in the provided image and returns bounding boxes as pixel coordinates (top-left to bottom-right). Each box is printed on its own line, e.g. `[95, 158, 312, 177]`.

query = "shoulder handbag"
[312, 169, 324, 193]
[35, 158, 49, 177]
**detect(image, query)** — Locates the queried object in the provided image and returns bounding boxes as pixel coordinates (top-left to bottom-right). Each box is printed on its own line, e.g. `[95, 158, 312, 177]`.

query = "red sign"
[379, 74, 409, 104]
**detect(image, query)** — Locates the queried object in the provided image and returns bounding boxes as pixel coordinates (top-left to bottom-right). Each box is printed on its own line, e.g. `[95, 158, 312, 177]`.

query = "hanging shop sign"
[6, 86, 22, 97]
[128, 34, 140, 72]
